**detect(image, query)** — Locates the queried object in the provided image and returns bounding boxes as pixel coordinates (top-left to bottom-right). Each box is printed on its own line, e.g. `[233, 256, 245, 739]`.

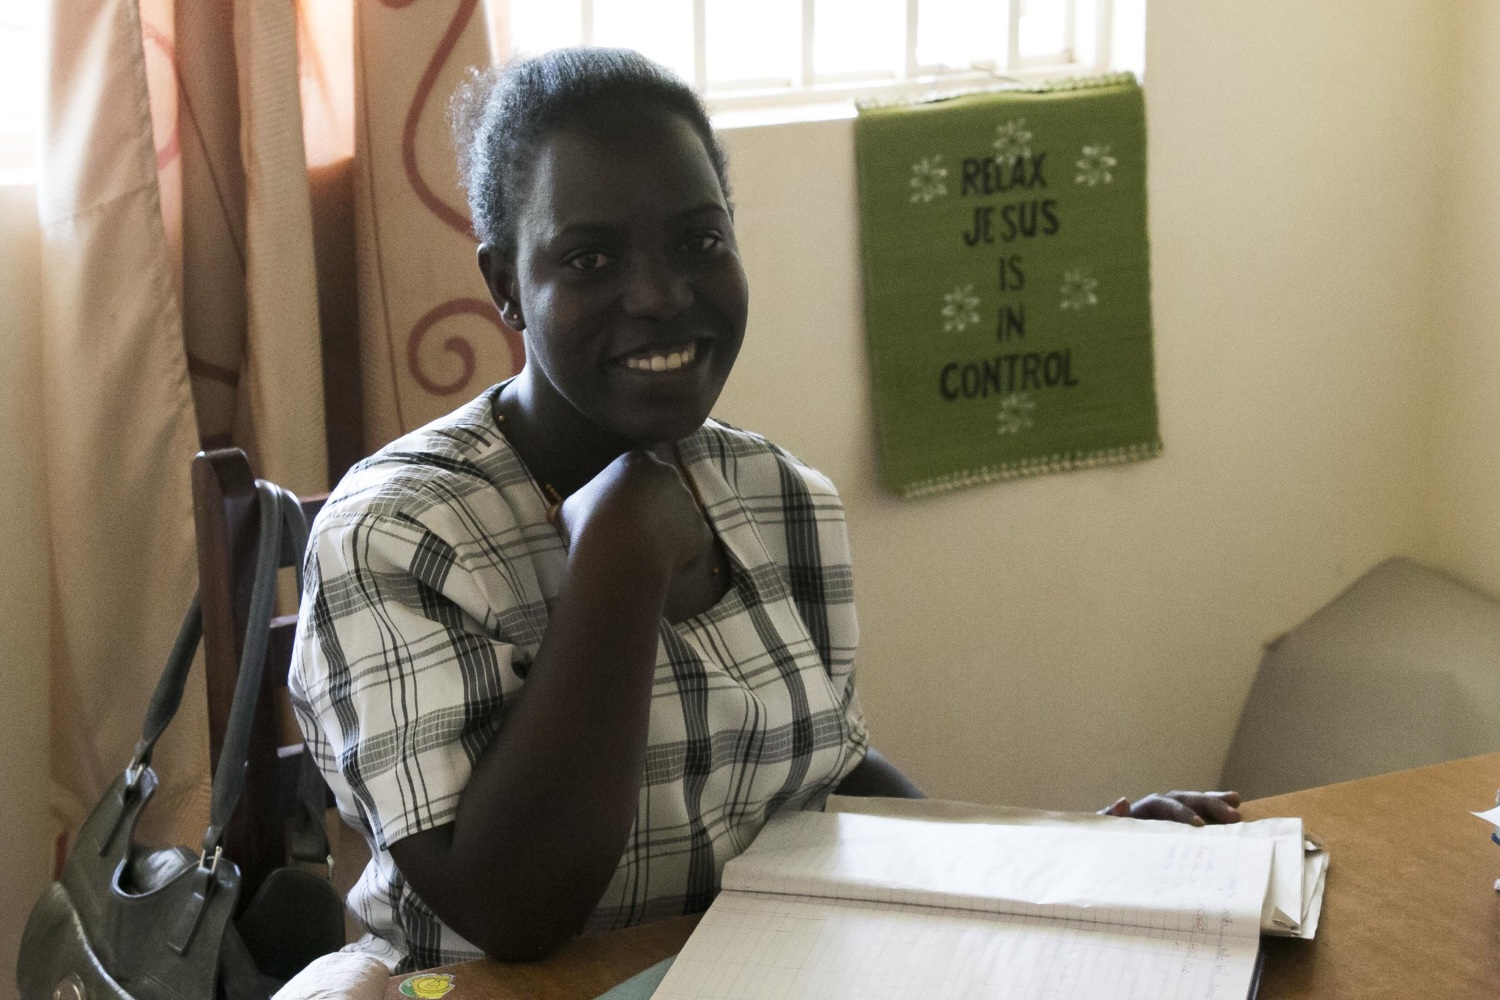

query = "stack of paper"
[822, 795, 1329, 939]
[651, 803, 1327, 1000]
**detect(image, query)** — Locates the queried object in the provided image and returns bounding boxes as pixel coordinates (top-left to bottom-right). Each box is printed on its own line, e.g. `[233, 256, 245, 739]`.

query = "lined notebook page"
[721, 811, 1272, 936]
[655, 893, 1262, 1000]
[652, 811, 1272, 1000]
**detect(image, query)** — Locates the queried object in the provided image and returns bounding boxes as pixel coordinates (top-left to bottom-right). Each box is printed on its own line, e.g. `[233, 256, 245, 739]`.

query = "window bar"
[902, 0, 919, 80]
[580, 0, 594, 46]
[800, 0, 816, 86]
[1064, 0, 1077, 65]
[1005, 0, 1022, 71]
[1094, 0, 1114, 70]
[691, 0, 707, 91]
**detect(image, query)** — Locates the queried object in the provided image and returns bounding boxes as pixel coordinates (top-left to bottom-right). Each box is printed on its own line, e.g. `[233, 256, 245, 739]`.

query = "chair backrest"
[1221, 556, 1500, 799]
[191, 448, 327, 901]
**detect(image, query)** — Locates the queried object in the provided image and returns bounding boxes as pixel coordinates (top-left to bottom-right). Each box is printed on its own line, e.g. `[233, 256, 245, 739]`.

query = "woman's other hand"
[556, 447, 711, 572]
[1099, 790, 1242, 826]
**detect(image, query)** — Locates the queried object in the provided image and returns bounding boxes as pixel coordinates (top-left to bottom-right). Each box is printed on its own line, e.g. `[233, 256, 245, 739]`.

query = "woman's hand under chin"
[555, 447, 710, 572]
[1099, 790, 1243, 826]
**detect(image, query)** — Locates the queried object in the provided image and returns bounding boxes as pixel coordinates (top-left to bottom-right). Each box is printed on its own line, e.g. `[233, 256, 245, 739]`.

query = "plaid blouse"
[288, 388, 867, 971]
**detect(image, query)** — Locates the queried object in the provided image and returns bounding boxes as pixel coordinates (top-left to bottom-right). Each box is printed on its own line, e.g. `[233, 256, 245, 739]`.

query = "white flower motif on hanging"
[996, 393, 1036, 435]
[908, 155, 948, 203]
[1075, 144, 1118, 186]
[940, 284, 981, 332]
[1060, 268, 1099, 310]
[993, 118, 1034, 166]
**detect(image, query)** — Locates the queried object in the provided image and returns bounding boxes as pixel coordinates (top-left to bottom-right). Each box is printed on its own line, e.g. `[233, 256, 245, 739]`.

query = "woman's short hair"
[451, 47, 731, 253]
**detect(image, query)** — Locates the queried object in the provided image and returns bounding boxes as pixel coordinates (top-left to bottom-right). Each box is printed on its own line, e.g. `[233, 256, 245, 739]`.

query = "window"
[497, 0, 1146, 119]
[0, 1, 43, 180]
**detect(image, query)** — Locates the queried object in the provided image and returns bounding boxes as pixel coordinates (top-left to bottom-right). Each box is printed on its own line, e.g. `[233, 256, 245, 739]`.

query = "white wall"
[1430, 2, 1500, 599]
[0, 182, 52, 990]
[714, 0, 1457, 809]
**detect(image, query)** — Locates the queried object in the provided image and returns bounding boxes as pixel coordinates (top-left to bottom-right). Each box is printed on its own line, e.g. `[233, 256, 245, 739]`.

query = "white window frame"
[499, 0, 1138, 120]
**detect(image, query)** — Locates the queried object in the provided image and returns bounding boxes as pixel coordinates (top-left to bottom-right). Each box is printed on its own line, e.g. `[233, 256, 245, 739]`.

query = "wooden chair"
[190, 448, 327, 902]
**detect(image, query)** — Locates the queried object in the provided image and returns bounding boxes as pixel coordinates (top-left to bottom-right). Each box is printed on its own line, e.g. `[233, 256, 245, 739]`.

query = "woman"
[290, 47, 1239, 973]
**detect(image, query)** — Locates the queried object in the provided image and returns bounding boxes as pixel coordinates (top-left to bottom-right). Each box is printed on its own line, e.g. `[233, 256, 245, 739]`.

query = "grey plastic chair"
[1221, 557, 1500, 800]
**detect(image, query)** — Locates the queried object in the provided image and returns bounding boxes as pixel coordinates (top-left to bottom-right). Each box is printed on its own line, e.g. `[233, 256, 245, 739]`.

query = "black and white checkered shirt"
[289, 388, 867, 971]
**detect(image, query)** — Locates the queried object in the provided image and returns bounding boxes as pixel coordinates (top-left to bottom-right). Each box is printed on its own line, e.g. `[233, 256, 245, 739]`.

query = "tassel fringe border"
[856, 71, 1139, 112]
[896, 439, 1163, 499]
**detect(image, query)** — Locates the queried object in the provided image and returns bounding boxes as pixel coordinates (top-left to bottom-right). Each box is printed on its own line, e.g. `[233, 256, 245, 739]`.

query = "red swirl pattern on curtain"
[389, 0, 473, 236]
[406, 298, 523, 395]
[141, 22, 181, 172]
[382, 0, 524, 402]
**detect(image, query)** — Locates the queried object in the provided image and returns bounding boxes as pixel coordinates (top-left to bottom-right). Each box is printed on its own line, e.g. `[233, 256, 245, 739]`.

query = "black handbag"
[17, 481, 345, 1000]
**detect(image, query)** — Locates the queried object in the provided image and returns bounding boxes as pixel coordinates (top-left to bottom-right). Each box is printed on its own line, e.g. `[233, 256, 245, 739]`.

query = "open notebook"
[651, 805, 1326, 1000]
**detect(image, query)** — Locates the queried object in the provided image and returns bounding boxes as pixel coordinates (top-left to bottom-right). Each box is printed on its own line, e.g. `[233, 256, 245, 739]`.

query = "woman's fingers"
[1130, 794, 1205, 826]
[1167, 790, 1242, 824]
[1149, 791, 1243, 825]
[1106, 790, 1245, 826]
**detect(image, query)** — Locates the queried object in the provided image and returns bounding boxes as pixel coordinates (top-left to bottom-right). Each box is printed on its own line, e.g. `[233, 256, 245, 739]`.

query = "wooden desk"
[1240, 751, 1500, 998]
[390, 754, 1500, 999]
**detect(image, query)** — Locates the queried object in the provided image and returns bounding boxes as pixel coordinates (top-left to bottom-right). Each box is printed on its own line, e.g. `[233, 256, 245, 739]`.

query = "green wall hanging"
[855, 73, 1161, 498]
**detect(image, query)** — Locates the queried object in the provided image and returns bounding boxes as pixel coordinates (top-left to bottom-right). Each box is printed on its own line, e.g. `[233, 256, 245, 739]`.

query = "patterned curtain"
[42, 0, 207, 848]
[353, 0, 523, 450]
[42, 0, 520, 853]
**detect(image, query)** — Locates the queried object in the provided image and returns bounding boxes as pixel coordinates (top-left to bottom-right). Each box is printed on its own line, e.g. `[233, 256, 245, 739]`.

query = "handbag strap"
[125, 595, 204, 786]
[126, 482, 309, 793]
[201, 481, 309, 858]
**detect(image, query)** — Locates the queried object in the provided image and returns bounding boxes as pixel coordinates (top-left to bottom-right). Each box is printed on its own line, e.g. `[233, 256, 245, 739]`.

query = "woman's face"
[488, 108, 749, 445]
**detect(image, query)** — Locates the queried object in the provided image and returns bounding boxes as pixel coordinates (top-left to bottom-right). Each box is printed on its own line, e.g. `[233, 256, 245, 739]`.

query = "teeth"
[624, 342, 697, 372]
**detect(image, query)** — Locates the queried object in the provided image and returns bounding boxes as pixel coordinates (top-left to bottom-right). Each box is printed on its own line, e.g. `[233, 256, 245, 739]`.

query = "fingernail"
[1192, 815, 1205, 826]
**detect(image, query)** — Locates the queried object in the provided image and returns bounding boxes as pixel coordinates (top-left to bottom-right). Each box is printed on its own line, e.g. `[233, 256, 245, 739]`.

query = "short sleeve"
[726, 430, 869, 774]
[824, 508, 869, 777]
[803, 480, 866, 761]
[754, 442, 860, 679]
[289, 510, 527, 851]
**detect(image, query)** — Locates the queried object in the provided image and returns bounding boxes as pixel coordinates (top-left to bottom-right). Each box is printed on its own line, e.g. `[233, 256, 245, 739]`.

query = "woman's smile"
[615, 339, 701, 373]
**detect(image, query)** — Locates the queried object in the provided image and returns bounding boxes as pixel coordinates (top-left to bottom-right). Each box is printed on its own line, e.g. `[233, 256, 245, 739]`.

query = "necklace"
[493, 410, 720, 575]
[493, 411, 568, 520]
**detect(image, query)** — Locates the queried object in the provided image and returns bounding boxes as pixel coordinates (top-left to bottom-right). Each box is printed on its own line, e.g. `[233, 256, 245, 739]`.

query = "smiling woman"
[286, 48, 921, 973]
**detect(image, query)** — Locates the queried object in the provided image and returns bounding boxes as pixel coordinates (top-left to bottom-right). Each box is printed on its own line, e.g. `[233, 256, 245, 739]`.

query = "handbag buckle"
[123, 737, 152, 792]
[50, 973, 87, 1000]
[197, 845, 222, 875]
